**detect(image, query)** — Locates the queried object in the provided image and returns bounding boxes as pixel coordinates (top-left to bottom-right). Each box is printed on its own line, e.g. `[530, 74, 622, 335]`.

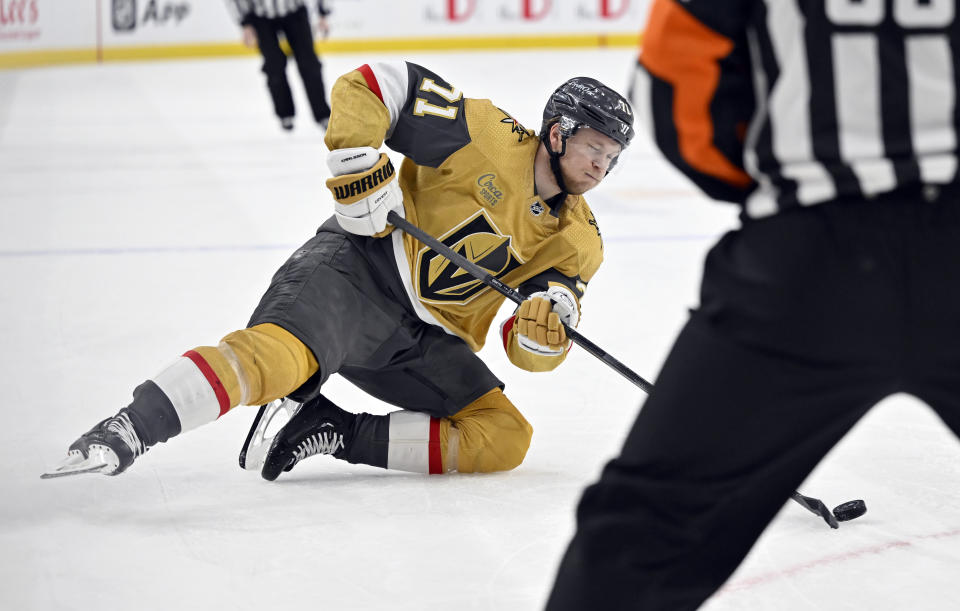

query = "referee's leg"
[252, 18, 294, 121]
[545, 313, 890, 611]
[903, 198, 960, 446]
[282, 7, 330, 123]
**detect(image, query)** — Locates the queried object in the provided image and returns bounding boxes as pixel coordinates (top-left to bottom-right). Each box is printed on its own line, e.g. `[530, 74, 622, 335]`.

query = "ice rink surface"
[1, 48, 959, 610]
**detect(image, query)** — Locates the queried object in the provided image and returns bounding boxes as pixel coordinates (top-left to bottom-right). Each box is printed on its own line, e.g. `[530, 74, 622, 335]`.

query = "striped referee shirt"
[228, 0, 329, 24]
[639, 0, 959, 218]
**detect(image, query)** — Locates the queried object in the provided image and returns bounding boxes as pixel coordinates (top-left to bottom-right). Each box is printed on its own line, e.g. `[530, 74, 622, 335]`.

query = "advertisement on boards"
[2, 0, 651, 66]
[101, 0, 236, 46]
[329, 0, 647, 38]
[0, 0, 96, 52]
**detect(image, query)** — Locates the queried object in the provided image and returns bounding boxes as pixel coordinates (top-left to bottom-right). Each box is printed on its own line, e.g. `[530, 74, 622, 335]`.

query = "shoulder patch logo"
[416, 211, 524, 304]
[587, 211, 602, 237]
[529, 201, 545, 217]
[498, 108, 533, 142]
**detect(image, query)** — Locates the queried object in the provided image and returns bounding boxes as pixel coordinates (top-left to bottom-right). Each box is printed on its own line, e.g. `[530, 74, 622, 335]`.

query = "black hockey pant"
[251, 6, 330, 122]
[546, 188, 960, 611]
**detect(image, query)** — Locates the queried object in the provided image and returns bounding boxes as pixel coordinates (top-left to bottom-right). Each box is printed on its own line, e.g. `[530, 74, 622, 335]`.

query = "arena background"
[0, 0, 646, 68]
[2, 2, 959, 610]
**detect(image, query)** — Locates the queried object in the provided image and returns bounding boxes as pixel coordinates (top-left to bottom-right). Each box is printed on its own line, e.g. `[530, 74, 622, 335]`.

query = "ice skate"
[260, 394, 350, 481]
[239, 397, 302, 472]
[41, 411, 146, 479]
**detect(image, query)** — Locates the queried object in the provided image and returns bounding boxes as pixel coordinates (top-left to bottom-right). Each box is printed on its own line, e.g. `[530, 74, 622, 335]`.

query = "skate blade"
[239, 398, 301, 471]
[41, 447, 118, 479]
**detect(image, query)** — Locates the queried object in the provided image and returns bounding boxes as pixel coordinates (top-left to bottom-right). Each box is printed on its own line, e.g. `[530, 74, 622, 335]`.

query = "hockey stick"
[388, 211, 867, 528]
[387, 211, 653, 393]
[791, 492, 867, 529]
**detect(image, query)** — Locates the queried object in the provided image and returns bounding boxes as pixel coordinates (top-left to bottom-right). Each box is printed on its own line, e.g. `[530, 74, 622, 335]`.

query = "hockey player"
[44, 62, 634, 480]
[546, 0, 960, 609]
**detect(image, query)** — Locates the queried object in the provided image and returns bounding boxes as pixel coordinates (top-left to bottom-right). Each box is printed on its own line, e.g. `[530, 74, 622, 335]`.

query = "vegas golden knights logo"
[417, 212, 523, 303]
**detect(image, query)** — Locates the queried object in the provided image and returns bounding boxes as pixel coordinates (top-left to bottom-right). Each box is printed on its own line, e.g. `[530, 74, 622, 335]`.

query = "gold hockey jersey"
[324, 61, 604, 371]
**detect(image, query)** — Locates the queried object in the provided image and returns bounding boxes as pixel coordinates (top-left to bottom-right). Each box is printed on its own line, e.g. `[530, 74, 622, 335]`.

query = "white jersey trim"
[367, 61, 410, 140]
[391, 229, 459, 337]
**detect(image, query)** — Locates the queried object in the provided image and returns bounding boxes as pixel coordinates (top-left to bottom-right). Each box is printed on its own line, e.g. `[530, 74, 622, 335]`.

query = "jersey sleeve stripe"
[641, 0, 753, 189]
[357, 63, 384, 103]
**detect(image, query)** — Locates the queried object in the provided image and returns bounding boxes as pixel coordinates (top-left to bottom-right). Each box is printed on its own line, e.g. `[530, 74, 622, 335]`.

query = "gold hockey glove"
[515, 286, 580, 356]
[326, 146, 404, 237]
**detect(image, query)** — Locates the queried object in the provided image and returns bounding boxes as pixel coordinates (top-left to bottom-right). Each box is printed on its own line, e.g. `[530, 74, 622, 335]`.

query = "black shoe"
[280, 117, 294, 131]
[261, 394, 352, 481]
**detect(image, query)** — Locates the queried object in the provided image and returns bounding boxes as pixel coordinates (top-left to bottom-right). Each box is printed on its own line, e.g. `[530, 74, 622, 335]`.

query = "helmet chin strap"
[544, 131, 570, 198]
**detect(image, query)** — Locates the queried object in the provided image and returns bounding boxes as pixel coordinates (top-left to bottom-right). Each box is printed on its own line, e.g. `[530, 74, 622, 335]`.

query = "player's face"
[554, 127, 622, 194]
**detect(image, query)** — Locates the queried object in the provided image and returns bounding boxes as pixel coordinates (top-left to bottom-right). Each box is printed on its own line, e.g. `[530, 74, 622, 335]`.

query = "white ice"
[1, 49, 958, 611]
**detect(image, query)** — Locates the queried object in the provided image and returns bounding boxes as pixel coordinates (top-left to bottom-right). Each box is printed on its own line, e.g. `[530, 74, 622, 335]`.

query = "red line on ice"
[719, 527, 960, 595]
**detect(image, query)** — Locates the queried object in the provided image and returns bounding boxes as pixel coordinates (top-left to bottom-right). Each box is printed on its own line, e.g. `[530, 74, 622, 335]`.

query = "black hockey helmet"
[540, 77, 635, 152]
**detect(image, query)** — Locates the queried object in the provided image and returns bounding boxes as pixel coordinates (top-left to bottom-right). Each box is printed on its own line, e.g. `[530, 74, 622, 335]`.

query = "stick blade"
[791, 492, 840, 529]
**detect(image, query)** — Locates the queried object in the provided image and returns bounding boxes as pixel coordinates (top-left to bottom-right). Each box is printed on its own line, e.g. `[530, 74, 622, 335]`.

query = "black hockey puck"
[832, 499, 867, 522]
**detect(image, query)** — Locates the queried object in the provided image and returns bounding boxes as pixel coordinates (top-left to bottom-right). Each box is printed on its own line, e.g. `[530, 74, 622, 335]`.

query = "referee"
[228, 0, 332, 131]
[547, 0, 960, 609]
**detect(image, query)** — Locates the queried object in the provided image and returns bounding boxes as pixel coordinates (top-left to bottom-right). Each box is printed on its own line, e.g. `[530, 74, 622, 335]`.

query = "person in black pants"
[546, 0, 960, 609]
[232, 1, 331, 131]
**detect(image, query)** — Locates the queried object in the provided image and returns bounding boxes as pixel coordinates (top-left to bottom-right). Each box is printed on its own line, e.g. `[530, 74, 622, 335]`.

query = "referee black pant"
[250, 6, 330, 123]
[546, 189, 960, 610]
